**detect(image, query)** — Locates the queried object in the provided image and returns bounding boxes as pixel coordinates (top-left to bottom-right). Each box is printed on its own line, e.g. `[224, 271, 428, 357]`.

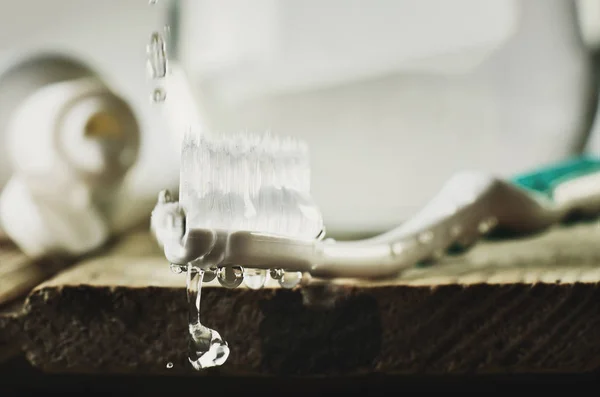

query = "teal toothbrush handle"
[511, 155, 600, 199]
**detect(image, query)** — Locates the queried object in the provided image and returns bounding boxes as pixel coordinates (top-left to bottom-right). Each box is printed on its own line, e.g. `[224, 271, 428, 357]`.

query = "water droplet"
[477, 222, 489, 234]
[269, 268, 283, 280]
[478, 216, 498, 234]
[391, 241, 404, 256]
[152, 88, 166, 103]
[170, 263, 185, 274]
[418, 231, 434, 244]
[149, 0, 157, 4]
[217, 266, 244, 288]
[244, 268, 267, 289]
[187, 258, 217, 283]
[450, 225, 462, 238]
[187, 267, 230, 370]
[166, 362, 173, 369]
[278, 271, 302, 289]
[147, 32, 167, 79]
[188, 323, 230, 370]
[203, 267, 217, 282]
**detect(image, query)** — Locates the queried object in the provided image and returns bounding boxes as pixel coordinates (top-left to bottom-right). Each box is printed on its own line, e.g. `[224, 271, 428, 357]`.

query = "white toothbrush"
[148, 13, 600, 284]
[151, 128, 600, 285]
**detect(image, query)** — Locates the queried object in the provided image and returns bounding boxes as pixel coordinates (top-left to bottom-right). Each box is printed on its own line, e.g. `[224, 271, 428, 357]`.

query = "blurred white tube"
[0, 77, 140, 257]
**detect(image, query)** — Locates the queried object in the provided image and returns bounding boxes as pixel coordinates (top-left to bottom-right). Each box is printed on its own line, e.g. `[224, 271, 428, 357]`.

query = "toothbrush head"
[179, 129, 324, 240]
[151, 130, 324, 286]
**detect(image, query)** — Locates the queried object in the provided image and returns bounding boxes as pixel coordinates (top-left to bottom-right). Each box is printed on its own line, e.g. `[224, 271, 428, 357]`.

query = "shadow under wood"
[1, 356, 600, 395]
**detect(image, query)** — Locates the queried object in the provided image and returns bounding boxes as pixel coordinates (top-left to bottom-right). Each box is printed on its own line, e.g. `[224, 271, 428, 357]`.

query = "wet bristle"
[179, 130, 322, 239]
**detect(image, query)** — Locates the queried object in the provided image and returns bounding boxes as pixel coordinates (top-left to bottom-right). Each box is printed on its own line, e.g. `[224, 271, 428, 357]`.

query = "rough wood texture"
[0, 300, 23, 363]
[0, 241, 72, 305]
[0, 241, 76, 364]
[6, 222, 600, 376]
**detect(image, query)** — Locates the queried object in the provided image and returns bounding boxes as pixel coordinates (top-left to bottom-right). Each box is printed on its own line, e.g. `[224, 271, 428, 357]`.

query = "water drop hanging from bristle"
[217, 266, 244, 288]
[243, 268, 267, 289]
[269, 268, 283, 280]
[278, 271, 302, 289]
[203, 267, 217, 282]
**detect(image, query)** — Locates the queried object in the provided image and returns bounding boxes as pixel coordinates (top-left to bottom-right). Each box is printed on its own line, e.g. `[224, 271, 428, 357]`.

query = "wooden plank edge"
[15, 279, 600, 376]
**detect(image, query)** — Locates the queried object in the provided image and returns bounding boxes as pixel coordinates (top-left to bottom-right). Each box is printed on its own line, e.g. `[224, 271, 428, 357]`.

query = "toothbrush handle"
[511, 155, 600, 197]
[226, 172, 503, 279]
[174, 157, 600, 280]
[548, 169, 600, 216]
[313, 158, 600, 279]
[511, 155, 600, 216]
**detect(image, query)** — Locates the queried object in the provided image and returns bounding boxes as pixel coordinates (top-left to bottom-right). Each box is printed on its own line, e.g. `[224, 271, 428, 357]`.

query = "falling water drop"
[187, 266, 230, 369]
[147, 32, 167, 79]
[166, 362, 173, 369]
[217, 266, 244, 288]
[278, 271, 302, 289]
[244, 268, 267, 290]
[152, 87, 166, 103]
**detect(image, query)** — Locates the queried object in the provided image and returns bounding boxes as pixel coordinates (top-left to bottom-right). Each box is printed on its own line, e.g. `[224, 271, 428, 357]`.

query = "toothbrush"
[151, 129, 600, 283]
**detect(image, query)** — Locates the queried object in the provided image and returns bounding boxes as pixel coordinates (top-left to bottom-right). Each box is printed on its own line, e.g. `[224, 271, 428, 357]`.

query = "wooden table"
[2, 221, 600, 376]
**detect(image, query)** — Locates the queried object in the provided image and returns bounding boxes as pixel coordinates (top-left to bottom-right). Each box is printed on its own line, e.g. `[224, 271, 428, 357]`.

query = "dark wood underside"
[3, 222, 600, 376]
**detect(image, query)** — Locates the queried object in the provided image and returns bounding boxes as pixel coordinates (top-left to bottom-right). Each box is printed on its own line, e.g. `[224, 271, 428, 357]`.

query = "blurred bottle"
[176, 0, 597, 237]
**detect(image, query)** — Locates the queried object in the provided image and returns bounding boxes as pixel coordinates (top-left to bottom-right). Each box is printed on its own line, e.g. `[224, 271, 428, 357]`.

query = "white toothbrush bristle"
[179, 129, 322, 239]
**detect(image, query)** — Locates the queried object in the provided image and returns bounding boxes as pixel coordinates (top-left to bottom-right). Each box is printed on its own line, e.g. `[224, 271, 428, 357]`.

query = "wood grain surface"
[3, 221, 600, 375]
[0, 240, 72, 305]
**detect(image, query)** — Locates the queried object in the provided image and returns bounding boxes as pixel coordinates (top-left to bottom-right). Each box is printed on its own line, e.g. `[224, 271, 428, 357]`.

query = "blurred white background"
[2, 0, 600, 237]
